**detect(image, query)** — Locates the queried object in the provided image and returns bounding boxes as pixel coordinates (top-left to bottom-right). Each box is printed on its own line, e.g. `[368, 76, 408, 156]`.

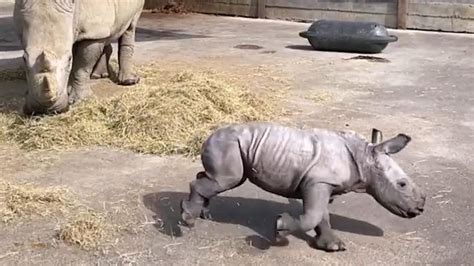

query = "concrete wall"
[145, 0, 259, 17]
[145, 0, 474, 33]
[408, 0, 474, 33]
[265, 0, 397, 27]
[0, 0, 14, 6]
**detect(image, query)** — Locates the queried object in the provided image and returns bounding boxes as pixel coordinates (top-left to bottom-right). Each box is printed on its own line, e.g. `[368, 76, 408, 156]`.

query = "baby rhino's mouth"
[406, 207, 424, 218]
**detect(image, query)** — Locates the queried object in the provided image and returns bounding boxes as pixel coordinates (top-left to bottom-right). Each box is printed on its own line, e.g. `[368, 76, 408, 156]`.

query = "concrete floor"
[1, 6, 473, 265]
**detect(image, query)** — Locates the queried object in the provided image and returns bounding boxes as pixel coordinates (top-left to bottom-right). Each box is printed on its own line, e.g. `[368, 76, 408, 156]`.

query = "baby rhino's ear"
[374, 134, 411, 154]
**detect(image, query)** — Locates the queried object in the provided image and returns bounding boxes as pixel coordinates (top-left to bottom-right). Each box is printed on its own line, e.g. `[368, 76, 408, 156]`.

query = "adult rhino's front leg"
[118, 14, 141, 86]
[313, 211, 346, 252]
[68, 40, 105, 104]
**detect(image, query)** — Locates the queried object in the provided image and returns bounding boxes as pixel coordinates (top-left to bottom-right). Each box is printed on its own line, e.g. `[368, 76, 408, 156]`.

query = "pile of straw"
[0, 64, 279, 156]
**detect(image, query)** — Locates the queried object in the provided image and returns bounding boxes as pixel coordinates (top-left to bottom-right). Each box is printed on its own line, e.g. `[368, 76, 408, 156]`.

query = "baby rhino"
[181, 122, 426, 252]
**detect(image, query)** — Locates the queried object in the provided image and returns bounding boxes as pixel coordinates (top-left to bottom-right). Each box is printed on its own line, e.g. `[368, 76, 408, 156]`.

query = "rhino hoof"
[181, 211, 195, 228]
[274, 231, 290, 247]
[200, 208, 212, 220]
[91, 72, 109, 79]
[68, 88, 93, 105]
[118, 74, 140, 86]
[313, 235, 346, 252]
[273, 214, 290, 246]
[180, 200, 197, 227]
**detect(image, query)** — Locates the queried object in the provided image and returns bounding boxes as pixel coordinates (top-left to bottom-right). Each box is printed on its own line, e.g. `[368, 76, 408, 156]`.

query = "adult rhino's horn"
[371, 128, 383, 144]
[38, 51, 54, 72]
[41, 75, 57, 102]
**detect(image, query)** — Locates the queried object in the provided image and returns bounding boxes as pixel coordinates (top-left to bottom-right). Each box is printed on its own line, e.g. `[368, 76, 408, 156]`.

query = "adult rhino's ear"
[374, 134, 411, 154]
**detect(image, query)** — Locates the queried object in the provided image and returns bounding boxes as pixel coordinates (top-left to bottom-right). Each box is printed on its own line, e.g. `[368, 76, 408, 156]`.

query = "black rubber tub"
[299, 20, 398, 54]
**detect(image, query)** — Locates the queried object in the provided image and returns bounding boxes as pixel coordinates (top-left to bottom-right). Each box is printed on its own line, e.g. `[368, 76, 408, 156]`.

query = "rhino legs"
[274, 182, 332, 247]
[91, 44, 113, 80]
[118, 14, 141, 86]
[68, 40, 106, 104]
[181, 172, 222, 226]
[181, 171, 247, 226]
[181, 140, 245, 227]
[313, 211, 346, 252]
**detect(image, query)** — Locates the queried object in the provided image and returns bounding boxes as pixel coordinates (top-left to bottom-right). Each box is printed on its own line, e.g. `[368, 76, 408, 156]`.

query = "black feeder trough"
[299, 20, 398, 54]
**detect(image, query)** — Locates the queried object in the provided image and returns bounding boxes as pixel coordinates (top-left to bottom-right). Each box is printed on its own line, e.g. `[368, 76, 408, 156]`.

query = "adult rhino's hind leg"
[117, 14, 140, 86]
[313, 211, 346, 252]
[91, 44, 112, 80]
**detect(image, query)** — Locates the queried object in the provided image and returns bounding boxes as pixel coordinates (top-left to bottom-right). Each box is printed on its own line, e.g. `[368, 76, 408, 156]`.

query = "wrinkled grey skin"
[181, 122, 426, 252]
[13, 0, 145, 115]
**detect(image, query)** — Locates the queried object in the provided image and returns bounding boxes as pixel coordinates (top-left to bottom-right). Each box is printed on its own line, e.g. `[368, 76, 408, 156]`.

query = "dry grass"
[0, 180, 71, 223]
[58, 211, 108, 251]
[0, 63, 280, 156]
[0, 115, 14, 144]
[0, 179, 113, 250]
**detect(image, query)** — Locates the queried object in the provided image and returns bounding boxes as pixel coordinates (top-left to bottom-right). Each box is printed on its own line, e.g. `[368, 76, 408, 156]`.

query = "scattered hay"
[0, 179, 112, 250]
[0, 64, 279, 156]
[304, 91, 332, 104]
[0, 115, 14, 144]
[58, 211, 107, 251]
[0, 67, 26, 82]
[0, 181, 71, 223]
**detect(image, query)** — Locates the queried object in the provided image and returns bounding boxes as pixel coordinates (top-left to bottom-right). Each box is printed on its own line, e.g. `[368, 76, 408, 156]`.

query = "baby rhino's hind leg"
[181, 172, 222, 226]
[181, 139, 245, 227]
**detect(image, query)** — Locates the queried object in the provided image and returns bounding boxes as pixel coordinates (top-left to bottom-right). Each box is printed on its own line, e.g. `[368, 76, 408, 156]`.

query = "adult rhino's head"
[364, 133, 426, 219]
[14, 0, 76, 115]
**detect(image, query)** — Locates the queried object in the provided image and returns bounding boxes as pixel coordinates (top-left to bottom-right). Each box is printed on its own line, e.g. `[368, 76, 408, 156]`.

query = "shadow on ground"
[0, 57, 25, 114]
[143, 191, 384, 250]
[285, 44, 315, 51]
[136, 27, 209, 41]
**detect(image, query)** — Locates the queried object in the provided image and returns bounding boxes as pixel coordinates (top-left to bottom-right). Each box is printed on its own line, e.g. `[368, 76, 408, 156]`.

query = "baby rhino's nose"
[418, 191, 426, 207]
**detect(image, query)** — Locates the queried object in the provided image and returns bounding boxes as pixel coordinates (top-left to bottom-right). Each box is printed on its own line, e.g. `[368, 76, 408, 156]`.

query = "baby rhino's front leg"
[314, 211, 346, 252]
[274, 182, 333, 246]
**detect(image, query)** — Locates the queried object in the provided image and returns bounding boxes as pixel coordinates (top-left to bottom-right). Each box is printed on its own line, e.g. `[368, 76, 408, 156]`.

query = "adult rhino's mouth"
[23, 96, 69, 116]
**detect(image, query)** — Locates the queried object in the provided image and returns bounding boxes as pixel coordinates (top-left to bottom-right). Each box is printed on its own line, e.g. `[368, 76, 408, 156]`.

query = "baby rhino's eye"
[397, 180, 407, 189]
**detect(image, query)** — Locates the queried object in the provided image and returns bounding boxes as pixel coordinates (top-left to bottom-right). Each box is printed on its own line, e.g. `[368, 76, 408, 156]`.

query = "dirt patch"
[234, 44, 264, 50]
[0, 63, 282, 156]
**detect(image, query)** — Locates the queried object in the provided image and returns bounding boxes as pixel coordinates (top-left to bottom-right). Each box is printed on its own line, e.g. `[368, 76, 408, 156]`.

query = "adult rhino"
[181, 122, 426, 252]
[13, 0, 145, 115]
